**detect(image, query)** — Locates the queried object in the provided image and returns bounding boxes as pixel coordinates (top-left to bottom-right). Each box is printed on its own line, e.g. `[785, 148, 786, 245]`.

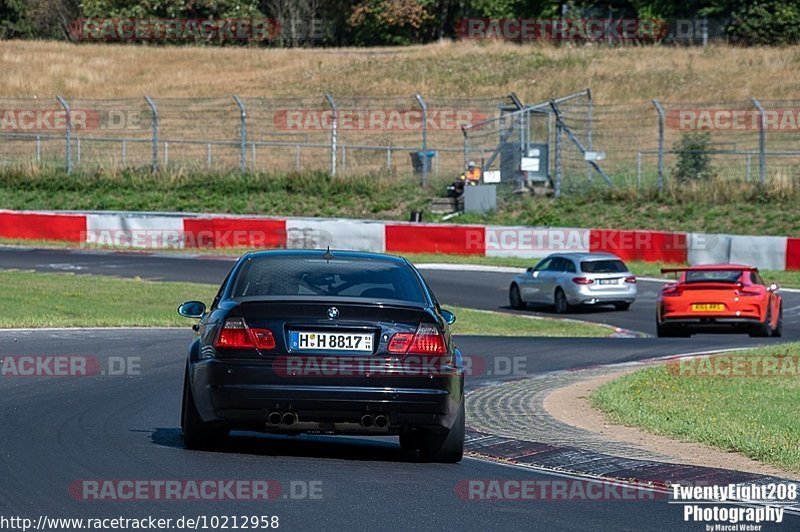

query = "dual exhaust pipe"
[360, 414, 389, 429]
[268, 411, 388, 429]
[268, 411, 298, 426]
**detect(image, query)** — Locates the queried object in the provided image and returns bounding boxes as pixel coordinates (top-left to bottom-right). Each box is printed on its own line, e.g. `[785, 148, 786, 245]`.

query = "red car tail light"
[624, 276, 637, 284]
[661, 284, 682, 297]
[736, 290, 762, 297]
[215, 318, 275, 351]
[387, 333, 414, 354]
[388, 324, 446, 356]
[572, 277, 594, 285]
[409, 324, 447, 355]
[251, 328, 276, 350]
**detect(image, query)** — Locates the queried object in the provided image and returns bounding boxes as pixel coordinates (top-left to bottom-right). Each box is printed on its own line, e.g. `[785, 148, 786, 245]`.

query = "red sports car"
[656, 264, 783, 338]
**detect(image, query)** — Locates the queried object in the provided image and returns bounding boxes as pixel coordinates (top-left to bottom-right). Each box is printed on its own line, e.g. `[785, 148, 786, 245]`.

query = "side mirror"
[526, 267, 534, 273]
[440, 309, 457, 326]
[178, 300, 206, 319]
[768, 282, 780, 293]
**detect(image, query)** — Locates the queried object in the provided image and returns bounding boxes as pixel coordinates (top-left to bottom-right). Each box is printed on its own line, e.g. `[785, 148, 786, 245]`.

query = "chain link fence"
[2, 92, 799, 194]
[0, 94, 501, 181]
[462, 94, 800, 195]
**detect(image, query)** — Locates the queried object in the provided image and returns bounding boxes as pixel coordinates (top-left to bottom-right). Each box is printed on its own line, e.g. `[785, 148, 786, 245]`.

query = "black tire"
[749, 307, 773, 338]
[553, 288, 570, 314]
[419, 401, 464, 463]
[182, 372, 227, 450]
[772, 304, 783, 338]
[614, 302, 632, 311]
[509, 284, 526, 310]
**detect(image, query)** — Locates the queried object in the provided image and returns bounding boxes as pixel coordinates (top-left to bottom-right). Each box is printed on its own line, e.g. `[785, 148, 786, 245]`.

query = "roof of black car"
[243, 249, 409, 265]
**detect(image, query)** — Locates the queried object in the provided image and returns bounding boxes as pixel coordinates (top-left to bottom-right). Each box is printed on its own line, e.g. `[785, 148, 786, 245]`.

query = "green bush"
[671, 131, 715, 183]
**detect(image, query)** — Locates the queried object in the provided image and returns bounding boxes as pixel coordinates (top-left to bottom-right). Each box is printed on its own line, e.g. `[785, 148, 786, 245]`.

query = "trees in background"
[1, 0, 798, 46]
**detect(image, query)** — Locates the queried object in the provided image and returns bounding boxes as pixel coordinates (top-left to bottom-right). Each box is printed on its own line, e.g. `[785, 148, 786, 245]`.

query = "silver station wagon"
[509, 252, 637, 313]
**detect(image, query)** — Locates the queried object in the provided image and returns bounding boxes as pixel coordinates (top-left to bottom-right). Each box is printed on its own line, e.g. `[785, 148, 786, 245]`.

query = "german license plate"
[691, 303, 725, 312]
[290, 331, 373, 352]
[598, 279, 618, 285]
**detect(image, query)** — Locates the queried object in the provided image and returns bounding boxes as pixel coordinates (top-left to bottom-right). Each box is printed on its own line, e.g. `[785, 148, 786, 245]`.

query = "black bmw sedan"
[178, 249, 465, 462]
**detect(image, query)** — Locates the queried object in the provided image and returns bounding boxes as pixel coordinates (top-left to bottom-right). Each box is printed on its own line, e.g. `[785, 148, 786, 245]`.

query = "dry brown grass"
[3, 40, 800, 102]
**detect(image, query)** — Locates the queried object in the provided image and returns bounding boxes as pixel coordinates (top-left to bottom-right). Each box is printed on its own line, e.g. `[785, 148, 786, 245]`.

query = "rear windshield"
[685, 270, 743, 283]
[232, 256, 427, 303]
[580, 259, 628, 274]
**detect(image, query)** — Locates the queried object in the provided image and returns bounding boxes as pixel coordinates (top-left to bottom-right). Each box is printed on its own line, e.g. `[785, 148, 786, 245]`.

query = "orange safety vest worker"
[461, 162, 481, 185]
[465, 167, 481, 185]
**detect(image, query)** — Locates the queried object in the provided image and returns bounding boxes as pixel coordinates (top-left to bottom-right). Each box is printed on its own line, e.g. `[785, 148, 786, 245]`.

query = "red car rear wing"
[660, 265, 758, 274]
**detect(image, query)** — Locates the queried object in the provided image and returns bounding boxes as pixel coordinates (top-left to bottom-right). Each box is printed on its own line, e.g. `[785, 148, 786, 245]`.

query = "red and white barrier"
[0, 209, 798, 271]
[0, 210, 86, 242]
[485, 227, 589, 259]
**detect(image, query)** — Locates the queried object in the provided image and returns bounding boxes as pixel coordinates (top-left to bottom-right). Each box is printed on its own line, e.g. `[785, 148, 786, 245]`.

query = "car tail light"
[572, 277, 594, 285]
[737, 290, 761, 297]
[387, 333, 414, 354]
[251, 328, 276, 349]
[215, 318, 275, 351]
[409, 324, 447, 355]
[661, 284, 682, 297]
[388, 324, 446, 356]
[624, 276, 637, 284]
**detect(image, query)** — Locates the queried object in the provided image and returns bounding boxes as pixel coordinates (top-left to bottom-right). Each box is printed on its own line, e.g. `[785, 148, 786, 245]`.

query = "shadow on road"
[148, 427, 422, 463]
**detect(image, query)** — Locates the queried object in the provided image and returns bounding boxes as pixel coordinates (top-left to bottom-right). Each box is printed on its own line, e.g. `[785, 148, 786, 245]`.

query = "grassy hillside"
[3, 40, 800, 102]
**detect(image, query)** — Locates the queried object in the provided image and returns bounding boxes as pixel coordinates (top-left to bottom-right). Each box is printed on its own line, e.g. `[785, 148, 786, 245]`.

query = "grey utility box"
[464, 185, 496, 214]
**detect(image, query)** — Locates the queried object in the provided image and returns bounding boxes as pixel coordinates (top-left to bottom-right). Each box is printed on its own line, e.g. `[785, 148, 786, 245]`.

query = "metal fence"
[3, 92, 800, 194]
[0, 94, 501, 181]
[462, 94, 800, 195]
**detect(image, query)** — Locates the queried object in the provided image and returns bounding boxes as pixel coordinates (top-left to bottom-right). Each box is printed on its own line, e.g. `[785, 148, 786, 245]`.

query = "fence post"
[636, 151, 642, 188]
[554, 117, 562, 198]
[586, 88, 593, 184]
[144, 96, 158, 173]
[460, 125, 469, 173]
[652, 99, 665, 192]
[752, 97, 766, 184]
[55, 96, 72, 174]
[325, 94, 337, 176]
[414, 94, 428, 186]
[233, 95, 247, 173]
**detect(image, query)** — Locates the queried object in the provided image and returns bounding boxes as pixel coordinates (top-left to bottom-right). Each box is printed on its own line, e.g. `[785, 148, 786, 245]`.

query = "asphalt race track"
[2, 247, 800, 530]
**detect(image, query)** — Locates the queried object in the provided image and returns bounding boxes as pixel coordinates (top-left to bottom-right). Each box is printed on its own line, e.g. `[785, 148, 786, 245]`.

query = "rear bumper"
[565, 285, 637, 306]
[659, 316, 762, 332]
[189, 358, 463, 433]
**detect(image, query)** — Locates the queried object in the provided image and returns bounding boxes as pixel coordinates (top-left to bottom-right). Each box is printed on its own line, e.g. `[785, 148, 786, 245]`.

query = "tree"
[727, 1, 800, 45]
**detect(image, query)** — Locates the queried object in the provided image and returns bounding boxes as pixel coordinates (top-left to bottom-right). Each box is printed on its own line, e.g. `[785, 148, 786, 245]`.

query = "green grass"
[0, 270, 216, 327]
[0, 168, 437, 221]
[453, 184, 800, 237]
[447, 306, 611, 337]
[3, 168, 800, 237]
[0, 270, 610, 336]
[592, 343, 800, 472]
